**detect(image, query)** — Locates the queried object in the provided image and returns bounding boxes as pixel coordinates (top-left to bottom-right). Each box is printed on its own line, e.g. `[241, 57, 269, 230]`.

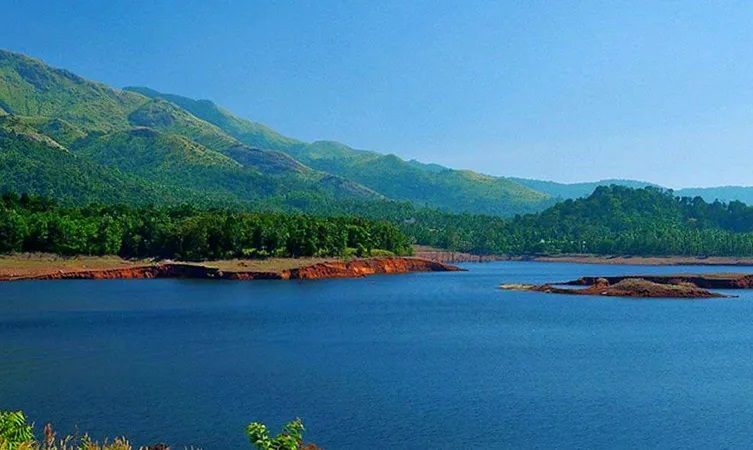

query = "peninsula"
[0, 254, 463, 282]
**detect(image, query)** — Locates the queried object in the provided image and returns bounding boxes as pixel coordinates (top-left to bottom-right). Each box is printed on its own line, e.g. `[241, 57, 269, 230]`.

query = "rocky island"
[500, 273, 753, 298]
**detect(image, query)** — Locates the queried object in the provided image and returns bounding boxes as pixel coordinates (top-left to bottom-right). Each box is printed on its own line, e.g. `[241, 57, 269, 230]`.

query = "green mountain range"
[124, 86, 554, 215]
[1, 49, 751, 216]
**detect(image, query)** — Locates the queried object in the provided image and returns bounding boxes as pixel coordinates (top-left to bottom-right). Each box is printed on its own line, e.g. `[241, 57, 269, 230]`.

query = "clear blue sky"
[3, 0, 753, 188]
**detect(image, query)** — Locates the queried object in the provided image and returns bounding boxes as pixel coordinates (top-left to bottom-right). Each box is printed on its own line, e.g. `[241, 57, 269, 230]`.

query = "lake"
[2, 261, 753, 449]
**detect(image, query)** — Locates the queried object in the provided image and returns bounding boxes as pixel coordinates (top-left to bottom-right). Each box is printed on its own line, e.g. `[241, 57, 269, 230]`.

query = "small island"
[499, 273, 753, 299]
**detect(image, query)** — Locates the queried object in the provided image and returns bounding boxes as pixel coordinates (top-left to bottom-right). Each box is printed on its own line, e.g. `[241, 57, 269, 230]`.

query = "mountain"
[10, 49, 751, 217]
[0, 49, 381, 209]
[286, 142, 554, 216]
[124, 86, 302, 152]
[127, 87, 554, 216]
[0, 50, 145, 131]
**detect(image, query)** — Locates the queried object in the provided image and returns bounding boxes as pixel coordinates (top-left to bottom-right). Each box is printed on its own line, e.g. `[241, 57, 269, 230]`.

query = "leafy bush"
[246, 419, 320, 450]
[0, 411, 33, 449]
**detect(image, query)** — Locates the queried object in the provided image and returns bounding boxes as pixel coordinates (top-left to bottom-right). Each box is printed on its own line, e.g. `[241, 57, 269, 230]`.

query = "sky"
[2, 0, 753, 188]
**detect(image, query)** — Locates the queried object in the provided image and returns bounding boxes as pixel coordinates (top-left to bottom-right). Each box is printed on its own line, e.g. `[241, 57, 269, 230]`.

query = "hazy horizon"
[3, 1, 753, 188]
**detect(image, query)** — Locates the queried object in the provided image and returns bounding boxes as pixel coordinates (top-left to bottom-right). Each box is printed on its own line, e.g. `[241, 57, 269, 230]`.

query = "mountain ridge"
[125, 85, 554, 216]
[2, 48, 752, 215]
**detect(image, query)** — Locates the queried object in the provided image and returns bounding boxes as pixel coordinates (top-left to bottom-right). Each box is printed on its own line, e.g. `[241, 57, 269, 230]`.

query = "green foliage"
[0, 411, 34, 448]
[0, 51, 381, 207]
[73, 128, 241, 172]
[123, 98, 327, 182]
[674, 186, 753, 206]
[0, 117, 188, 205]
[514, 176, 753, 206]
[0, 409, 320, 450]
[246, 419, 306, 450]
[10, 48, 753, 243]
[390, 185, 753, 256]
[127, 99, 238, 152]
[12, 117, 86, 148]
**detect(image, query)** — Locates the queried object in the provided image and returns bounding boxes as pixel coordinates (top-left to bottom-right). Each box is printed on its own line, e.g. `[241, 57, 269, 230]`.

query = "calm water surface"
[2, 262, 753, 449]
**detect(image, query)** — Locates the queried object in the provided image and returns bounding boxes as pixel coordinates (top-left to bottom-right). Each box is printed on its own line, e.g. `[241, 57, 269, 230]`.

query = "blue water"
[2, 262, 753, 449]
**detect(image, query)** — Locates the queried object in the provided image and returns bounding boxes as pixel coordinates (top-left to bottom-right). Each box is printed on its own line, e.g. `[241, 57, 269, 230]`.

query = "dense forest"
[0, 193, 412, 260]
[387, 185, 753, 256]
[4, 186, 753, 259]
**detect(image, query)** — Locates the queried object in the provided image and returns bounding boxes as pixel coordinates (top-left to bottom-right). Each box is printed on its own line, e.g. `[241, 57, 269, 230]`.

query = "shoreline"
[413, 248, 753, 266]
[0, 255, 463, 282]
[502, 254, 753, 266]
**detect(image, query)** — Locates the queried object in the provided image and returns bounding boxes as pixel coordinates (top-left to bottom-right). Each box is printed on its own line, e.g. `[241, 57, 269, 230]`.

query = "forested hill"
[395, 186, 753, 256]
[509, 185, 753, 254]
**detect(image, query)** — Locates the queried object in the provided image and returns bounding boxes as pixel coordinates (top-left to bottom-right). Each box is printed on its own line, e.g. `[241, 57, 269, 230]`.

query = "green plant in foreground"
[0, 411, 34, 449]
[246, 418, 320, 450]
[1, 409, 320, 450]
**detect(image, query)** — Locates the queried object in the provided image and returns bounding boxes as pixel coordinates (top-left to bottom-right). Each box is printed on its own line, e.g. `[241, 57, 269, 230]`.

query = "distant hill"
[510, 177, 753, 206]
[286, 141, 555, 216]
[674, 186, 753, 205]
[510, 177, 661, 199]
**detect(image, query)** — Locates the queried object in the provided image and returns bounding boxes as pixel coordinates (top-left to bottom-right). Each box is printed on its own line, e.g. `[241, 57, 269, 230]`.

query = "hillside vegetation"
[0, 50, 146, 131]
[124, 86, 554, 216]
[0, 50, 379, 210]
[395, 185, 753, 256]
[0, 116, 184, 204]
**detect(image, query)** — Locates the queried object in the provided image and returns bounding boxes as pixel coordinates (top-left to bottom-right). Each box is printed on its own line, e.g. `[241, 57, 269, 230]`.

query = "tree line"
[5, 186, 753, 259]
[0, 192, 413, 260]
[391, 185, 753, 256]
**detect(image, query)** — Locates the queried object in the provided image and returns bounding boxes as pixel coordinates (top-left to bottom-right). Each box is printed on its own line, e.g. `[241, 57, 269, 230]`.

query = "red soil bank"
[2, 257, 463, 282]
